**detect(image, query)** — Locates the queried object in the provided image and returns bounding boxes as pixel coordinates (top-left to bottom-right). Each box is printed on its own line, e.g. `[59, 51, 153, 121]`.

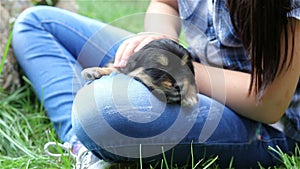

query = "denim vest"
[178, 0, 300, 141]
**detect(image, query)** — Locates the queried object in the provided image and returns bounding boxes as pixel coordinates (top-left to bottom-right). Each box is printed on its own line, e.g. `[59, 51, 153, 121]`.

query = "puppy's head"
[124, 39, 197, 105]
[142, 39, 194, 75]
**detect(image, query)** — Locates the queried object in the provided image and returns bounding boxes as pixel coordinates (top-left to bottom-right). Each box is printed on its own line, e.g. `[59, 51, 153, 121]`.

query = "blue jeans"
[13, 6, 297, 168]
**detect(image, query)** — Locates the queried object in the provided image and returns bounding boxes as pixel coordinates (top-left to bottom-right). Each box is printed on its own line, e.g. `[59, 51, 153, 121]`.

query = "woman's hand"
[113, 0, 180, 67]
[113, 32, 177, 68]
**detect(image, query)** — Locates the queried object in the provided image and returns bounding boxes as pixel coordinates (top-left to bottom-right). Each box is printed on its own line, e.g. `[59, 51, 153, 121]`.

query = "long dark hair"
[226, 0, 295, 98]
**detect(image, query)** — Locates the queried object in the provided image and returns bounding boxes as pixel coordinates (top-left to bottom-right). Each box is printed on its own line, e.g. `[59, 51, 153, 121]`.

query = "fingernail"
[113, 61, 119, 67]
[119, 60, 127, 67]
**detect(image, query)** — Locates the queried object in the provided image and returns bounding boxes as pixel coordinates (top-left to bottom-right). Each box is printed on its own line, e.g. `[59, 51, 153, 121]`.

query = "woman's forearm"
[193, 61, 298, 124]
[144, 0, 181, 40]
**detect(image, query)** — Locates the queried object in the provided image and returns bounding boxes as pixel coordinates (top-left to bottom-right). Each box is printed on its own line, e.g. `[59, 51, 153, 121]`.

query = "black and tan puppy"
[81, 39, 198, 106]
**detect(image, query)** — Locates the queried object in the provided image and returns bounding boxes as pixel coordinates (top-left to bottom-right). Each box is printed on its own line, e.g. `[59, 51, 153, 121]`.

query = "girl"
[13, 0, 299, 168]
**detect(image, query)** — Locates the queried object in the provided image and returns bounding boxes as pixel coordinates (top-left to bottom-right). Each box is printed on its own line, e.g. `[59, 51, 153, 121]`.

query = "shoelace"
[44, 142, 76, 158]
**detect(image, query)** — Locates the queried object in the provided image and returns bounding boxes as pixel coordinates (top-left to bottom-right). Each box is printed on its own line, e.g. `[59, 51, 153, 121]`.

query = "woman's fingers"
[114, 33, 175, 68]
[134, 36, 157, 53]
[114, 40, 129, 67]
[118, 39, 140, 66]
[114, 36, 142, 67]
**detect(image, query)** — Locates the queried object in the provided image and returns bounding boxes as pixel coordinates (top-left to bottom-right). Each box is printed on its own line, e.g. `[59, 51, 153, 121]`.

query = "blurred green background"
[77, 0, 150, 33]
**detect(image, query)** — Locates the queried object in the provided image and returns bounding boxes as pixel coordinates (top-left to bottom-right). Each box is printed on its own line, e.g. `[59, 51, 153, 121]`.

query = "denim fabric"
[12, 6, 132, 142]
[12, 5, 298, 168]
[289, 1, 300, 19]
[72, 73, 296, 168]
[178, 0, 300, 141]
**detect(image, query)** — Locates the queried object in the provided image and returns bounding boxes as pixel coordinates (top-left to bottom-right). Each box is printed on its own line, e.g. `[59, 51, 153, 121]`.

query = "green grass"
[0, 81, 73, 168]
[77, 0, 150, 33]
[0, 0, 299, 168]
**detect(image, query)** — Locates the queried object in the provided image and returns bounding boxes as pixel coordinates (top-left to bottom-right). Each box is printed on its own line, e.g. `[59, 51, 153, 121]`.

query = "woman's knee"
[72, 73, 155, 130]
[13, 6, 56, 47]
[14, 6, 54, 25]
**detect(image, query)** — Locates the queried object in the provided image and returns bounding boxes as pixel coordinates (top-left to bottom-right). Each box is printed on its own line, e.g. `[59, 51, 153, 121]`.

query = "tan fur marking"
[181, 54, 189, 66]
[161, 80, 173, 88]
[96, 67, 116, 75]
[158, 54, 169, 66]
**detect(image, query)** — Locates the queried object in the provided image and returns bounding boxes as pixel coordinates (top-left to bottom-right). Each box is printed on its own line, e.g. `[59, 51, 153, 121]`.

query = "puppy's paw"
[181, 95, 198, 107]
[82, 67, 117, 81]
[81, 67, 103, 81]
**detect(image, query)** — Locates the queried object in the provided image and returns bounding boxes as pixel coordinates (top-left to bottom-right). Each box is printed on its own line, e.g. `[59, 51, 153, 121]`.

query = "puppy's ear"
[181, 53, 189, 66]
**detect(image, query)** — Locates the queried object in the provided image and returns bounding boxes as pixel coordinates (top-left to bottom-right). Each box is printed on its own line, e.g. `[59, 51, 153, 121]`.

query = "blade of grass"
[170, 148, 174, 169]
[0, 31, 13, 76]
[191, 142, 194, 168]
[26, 159, 31, 169]
[140, 144, 143, 169]
[161, 146, 169, 169]
[228, 156, 234, 169]
[193, 159, 204, 169]
[202, 156, 218, 169]
[160, 159, 164, 169]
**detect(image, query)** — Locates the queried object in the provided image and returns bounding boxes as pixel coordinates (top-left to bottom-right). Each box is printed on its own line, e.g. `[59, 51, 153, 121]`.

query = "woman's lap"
[12, 5, 297, 168]
[72, 73, 296, 168]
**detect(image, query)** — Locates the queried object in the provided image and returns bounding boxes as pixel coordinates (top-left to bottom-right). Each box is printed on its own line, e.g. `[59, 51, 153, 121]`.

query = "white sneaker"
[44, 141, 113, 169]
[75, 146, 113, 169]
